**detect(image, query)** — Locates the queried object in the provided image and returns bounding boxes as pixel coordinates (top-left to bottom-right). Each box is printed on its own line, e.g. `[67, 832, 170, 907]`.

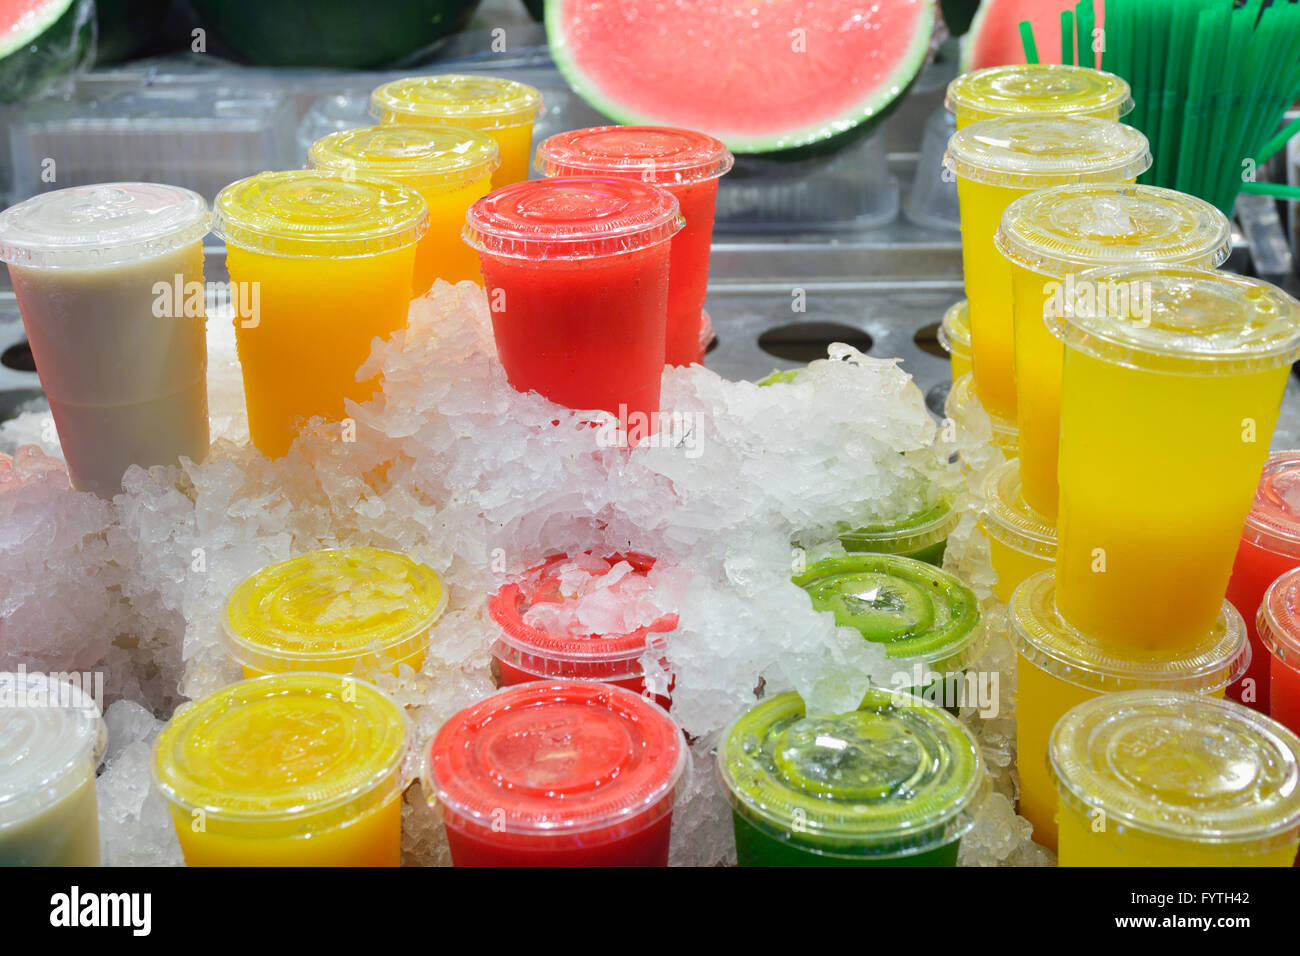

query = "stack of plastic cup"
[308, 124, 500, 294]
[938, 300, 972, 382]
[1227, 451, 1300, 713]
[370, 74, 542, 188]
[534, 126, 734, 367]
[943, 116, 1151, 426]
[463, 177, 683, 420]
[1256, 568, 1300, 737]
[0, 183, 211, 497]
[945, 63, 1133, 130]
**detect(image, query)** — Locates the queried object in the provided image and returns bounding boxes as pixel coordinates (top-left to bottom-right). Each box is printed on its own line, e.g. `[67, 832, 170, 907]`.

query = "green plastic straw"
[1061, 10, 1075, 66]
[1240, 181, 1300, 201]
[1076, 0, 1095, 70]
[1019, 20, 1039, 64]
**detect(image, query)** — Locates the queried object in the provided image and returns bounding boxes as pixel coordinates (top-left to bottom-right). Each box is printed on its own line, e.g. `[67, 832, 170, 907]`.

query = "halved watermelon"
[547, 0, 935, 155]
[0, 0, 94, 105]
[963, 0, 1108, 71]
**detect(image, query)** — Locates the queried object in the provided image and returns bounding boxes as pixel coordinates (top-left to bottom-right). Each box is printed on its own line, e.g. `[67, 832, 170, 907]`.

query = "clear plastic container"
[980, 458, 1056, 603]
[903, 108, 960, 232]
[946, 64, 1133, 128]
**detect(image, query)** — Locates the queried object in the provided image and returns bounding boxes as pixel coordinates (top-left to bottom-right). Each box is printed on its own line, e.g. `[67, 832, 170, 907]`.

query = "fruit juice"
[0, 672, 106, 866]
[223, 547, 447, 678]
[464, 178, 682, 420]
[1054, 267, 1300, 650]
[1050, 690, 1300, 867]
[838, 497, 960, 567]
[944, 117, 1150, 422]
[1010, 570, 1248, 851]
[938, 300, 972, 382]
[0, 183, 211, 497]
[213, 170, 427, 458]
[152, 673, 408, 867]
[426, 682, 687, 867]
[1257, 567, 1300, 736]
[1228, 452, 1300, 712]
[370, 74, 542, 188]
[718, 689, 988, 866]
[996, 184, 1232, 519]
[980, 459, 1056, 603]
[535, 126, 734, 366]
[945, 372, 1018, 457]
[309, 124, 500, 293]
[945, 63, 1133, 129]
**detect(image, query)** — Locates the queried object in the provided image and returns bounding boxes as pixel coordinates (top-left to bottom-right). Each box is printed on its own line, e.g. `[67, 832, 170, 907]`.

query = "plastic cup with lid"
[945, 372, 1019, 462]
[945, 63, 1133, 129]
[1256, 566, 1300, 737]
[980, 458, 1056, 603]
[938, 300, 973, 382]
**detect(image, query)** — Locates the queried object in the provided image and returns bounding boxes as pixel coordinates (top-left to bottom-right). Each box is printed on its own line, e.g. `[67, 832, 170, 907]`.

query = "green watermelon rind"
[0, 0, 94, 106]
[546, 0, 935, 155]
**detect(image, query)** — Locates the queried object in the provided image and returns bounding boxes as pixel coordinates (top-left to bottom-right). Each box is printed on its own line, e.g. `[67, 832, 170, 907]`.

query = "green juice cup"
[837, 498, 960, 567]
[718, 688, 988, 866]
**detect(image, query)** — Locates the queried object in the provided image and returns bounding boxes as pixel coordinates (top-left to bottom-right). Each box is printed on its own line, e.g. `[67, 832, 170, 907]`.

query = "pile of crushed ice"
[0, 279, 1049, 867]
[519, 554, 689, 637]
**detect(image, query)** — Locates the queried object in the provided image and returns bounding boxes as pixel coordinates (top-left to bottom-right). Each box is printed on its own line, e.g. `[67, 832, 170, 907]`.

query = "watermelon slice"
[0, 0, 94, 105]
[547, 0, 935, 155]
[963, 0, 1108, 71]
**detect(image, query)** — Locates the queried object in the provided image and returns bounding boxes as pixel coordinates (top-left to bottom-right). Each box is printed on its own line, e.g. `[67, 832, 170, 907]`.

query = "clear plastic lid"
[980, 459, 1057, 558]
[152, 673, 408, 837]
[1258, 567, 1300, 669]
[212, 170, 428, 259]
[1049, 689, 1300, 848]
[997, 184, 1232, 278]
[1051, 265, 1300, 375]
[425, 681, 687, 836]
[946, 64, 1134, 123]
[535, 126, 734, 187]
[938, 300, 972, 357]
[1009, 570, 1249, 694]
[223, 548, 447, 674]
[838, 497, 961, 558]
[308, 124, 501, 193]
[943, 116, 1152, 189]
[793, 554, 985, 671]
[463, 177, 683, 260]
[370, 74, 543, 131]
[945, 373, 1019, 451]
[0, 672, 106, 827]
[718, 688, 988, 857]
[1242, 451, 1300, 557]
[0, 183, 209, 270]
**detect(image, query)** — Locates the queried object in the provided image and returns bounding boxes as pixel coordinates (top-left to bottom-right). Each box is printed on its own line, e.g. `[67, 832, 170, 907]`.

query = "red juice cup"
[534, 127, 733, 367]
[424, 681, 688, 866]
[490, 552, 678, 708]
[464, 178, 683, 422]
[1227, 451, 1300, 712]
[1257, 568, 1300, 737]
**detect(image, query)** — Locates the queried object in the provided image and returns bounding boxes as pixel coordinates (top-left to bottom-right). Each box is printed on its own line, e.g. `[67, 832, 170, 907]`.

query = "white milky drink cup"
[0, 184, 212, 497]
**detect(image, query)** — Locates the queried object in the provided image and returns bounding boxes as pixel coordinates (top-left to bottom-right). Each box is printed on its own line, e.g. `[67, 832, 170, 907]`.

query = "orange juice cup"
[945, 64, 1133, 129]
[309, 124, 500, 294]
[980, 458, 1055, 603]
[945, 372, 1018, 459]
[939, 300, 972, 382]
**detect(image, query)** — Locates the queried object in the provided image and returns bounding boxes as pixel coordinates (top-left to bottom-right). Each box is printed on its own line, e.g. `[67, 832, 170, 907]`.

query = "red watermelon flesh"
[963, 0, 1108, 71]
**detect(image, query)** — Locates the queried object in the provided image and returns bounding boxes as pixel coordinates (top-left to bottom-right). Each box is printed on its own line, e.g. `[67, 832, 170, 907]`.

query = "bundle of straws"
[1020, 0, 1300, 215]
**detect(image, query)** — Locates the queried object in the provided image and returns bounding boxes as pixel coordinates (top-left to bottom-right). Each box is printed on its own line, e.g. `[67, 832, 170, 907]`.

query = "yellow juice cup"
[980, 459, 1055, 603]
[1050, 689, 1300, 866]
[938, 300, 972, 382]
[995, 185, 1232, 521]
[1053, 266, 1300, 650]
[223, 547, 447, 679]
[943, 117, 1151, 423]
[309, 125, 500, 294]
[152, 673, 408, 866]
[945, 63, 1133, 129]
[212, 170, 427, 458]
[1010, 570, 1249, 852]
[945, 372, 1018, 459]
[370, 74, 543, 188]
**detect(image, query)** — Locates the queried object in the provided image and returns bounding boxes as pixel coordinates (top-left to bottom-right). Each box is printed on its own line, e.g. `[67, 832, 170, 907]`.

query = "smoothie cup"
[370, 74, 542, 188]
[464, 177, 683, 421]
[1010, 570, 1249, 851]
[995, 184, 1232, 520]
[223, 547, 447, 679]
[980, 459, 1056, 603]
[0, 183, 211, 497]
[945, 63, 1133, 129]
[152, 673, 408, 867]
[718, 688, 988, 866]
[212, 170, 428, 458]
[945, 372, 1018, 456]
[425, 681, 688, 867]
[309, 124, 500, 294]
[837, 497, 960, 567]
[1228, 451, 1300, 713]
[534, 126, 733, 367]
[793, 554, 986, 708]
[490, 552, 679, 708]
[1256, 567, 1300, 737]
[1050, 690, 1300, 867]
[943, 117, 1151, 423]
[938, 300, 972, 382]
[1052, 266, 1300, 651]
[0, 671, 106, 866]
